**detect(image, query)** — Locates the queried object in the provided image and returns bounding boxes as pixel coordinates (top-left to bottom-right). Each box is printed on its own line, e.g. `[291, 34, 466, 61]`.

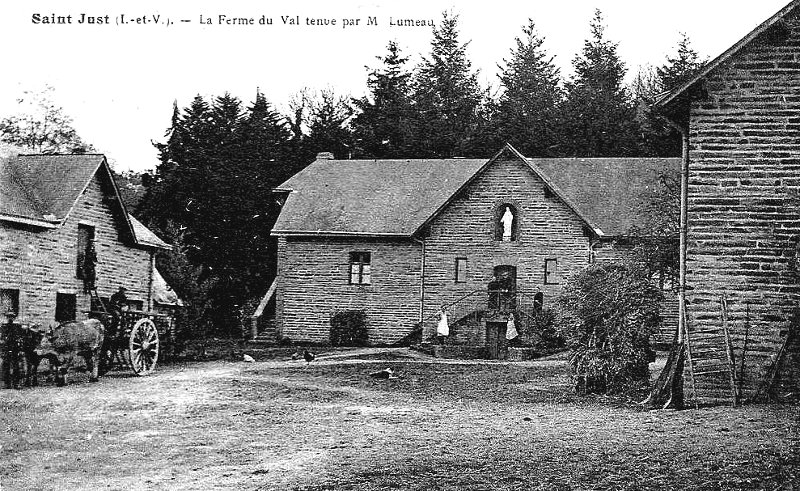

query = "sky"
[0, 0, 792, 172]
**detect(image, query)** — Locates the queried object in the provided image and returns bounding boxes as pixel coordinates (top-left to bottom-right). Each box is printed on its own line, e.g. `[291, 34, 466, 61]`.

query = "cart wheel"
[129, 318, 159, 376]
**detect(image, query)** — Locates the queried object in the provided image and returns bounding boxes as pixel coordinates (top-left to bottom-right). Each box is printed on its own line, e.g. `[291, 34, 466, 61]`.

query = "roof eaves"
[271, 229, 411, 238]
[655, 0, 800, 111]
[0, 213, 59, 228]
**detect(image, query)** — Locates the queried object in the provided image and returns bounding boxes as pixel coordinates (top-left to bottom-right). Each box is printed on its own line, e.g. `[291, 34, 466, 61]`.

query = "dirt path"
[1, 350, 798, 490]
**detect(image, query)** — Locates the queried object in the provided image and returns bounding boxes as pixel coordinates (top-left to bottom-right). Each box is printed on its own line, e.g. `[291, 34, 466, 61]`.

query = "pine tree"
[139, 91, 294, 335]
[635, 33, 706, 156]
[558, 10, 639, 157]
[304, 89, 354, 160]
[495, 19, 562, 157]
[657, 33, 704, 92]
[352, 41, 415, 158]
[411, 11, 484, 157]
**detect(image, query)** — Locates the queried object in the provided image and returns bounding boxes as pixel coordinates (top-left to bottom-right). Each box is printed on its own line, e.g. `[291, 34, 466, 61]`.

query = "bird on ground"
[303, 349, 316, 366]
[369, 367, 395, 379]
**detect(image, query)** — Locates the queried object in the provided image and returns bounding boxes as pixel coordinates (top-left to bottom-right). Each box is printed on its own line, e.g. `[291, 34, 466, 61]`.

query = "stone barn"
[0, 153, 172, 329]
[267, 144, 678, 358]
[655, 0, 800, 403]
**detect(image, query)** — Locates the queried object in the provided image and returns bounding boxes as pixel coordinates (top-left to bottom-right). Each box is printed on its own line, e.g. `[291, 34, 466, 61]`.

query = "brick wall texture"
[276, 157, 593, 345]
[0, 173, 154, 327]
[686, 17, 800, 400]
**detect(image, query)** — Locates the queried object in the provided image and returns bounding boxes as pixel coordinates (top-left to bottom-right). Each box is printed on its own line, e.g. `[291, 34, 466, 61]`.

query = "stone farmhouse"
[656, 0, 800, 402]
[269, 144, 678, 357]
[0, 154, 173, 328]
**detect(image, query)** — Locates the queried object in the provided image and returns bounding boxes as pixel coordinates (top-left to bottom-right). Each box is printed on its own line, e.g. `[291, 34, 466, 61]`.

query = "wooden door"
[486, 321, 508, 360]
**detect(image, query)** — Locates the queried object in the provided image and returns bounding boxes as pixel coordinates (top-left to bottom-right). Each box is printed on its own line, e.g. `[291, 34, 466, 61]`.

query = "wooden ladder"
[684, 293, 739, 406]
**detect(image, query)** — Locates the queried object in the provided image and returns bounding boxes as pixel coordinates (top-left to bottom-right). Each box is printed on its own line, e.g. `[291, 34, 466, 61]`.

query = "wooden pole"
[678, 128, 689, 348]
[642, 123, 690, 410]
[683, 308, 699, 409]
[720, 294, 738, 406]
[738, 302, 750, 402]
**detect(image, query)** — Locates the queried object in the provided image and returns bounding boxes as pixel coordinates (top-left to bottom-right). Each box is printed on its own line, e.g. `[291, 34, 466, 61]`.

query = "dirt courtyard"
[1, 348, 799, 490]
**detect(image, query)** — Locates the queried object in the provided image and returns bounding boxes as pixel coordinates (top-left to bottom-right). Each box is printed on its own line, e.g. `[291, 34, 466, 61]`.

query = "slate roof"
[273, 157, 488, 236]
[656, 0, 800, 112]
[129, 214, 170, 249]
[0, 153, 103, 223]
[273, 146, 678, 238]
[533, 158, 681, 236]
[0, 153, 170, 249]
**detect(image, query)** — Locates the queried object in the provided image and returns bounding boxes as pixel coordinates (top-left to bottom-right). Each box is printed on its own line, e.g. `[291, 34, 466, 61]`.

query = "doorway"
[488, 265, 517, 312]
[486, 321, 508, 360]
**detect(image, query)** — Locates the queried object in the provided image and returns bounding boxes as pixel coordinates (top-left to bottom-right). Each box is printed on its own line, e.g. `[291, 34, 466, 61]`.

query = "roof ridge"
[656, 0, 800, 110]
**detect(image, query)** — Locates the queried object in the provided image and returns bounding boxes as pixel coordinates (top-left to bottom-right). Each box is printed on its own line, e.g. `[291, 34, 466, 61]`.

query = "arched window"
[494, 203, 519, 241]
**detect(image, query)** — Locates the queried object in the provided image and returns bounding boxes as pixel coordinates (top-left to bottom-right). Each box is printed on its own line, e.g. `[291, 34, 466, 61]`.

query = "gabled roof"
[273, 144, 672, 239]
[272, 156, 488, 236]
[533, 157, 681, 236]
[655, 0, 800, 113]
[0, 153, 170, 249]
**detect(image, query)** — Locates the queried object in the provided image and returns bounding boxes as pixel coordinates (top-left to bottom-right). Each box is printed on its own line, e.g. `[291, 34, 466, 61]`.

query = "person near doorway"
[109, 287, 128, 332]
[83, 239, 98, 292]
[506, 313, 518, 346]
[436, 305, 449, 345]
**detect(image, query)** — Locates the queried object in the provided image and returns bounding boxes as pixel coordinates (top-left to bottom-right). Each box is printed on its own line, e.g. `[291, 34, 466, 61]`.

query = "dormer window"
[494, 203, 519, 241]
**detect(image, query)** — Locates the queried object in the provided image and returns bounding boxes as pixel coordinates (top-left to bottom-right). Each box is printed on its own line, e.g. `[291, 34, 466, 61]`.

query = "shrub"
[330, 310, 368, 346]
[516, 308, 564, 352]
[557, 263, 661, 394]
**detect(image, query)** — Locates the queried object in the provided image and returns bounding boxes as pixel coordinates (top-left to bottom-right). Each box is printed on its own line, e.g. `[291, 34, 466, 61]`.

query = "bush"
[557, 263, 661, 394]
[516, 308, 564, 352]
[330, 310, 368, 346]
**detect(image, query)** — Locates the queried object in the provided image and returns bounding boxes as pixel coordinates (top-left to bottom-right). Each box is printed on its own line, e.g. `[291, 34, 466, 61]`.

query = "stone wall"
[275, 237, 422, 345]
[0, 173, 154, 328]
[421, 157, 592, 341]
[686, 16, 800, 400]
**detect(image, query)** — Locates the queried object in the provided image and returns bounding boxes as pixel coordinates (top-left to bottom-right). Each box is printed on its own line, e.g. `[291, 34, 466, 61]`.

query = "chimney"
[316, 152, 334, 160]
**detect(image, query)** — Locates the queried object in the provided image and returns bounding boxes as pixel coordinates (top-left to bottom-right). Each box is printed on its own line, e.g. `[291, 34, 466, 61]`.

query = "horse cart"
[91, 308, 175, 376]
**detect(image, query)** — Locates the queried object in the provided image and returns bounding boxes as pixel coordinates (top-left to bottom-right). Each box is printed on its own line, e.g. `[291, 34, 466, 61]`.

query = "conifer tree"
[495, 19, 562, 157]
[656, 33, 704, 92]
[411, 11, 484, 157]
[139, 91, 293, 334]
[304, 89, 354, 160]
[352, 41, 415, 158]
[635, 33, 706, 156]
[558, 10, 639, 157]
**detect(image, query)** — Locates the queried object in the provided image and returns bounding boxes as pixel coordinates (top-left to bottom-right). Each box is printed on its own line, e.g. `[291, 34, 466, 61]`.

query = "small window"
[455, 257, 467, 283]
[544, 259, 559, 285]
[55, 293, 77, 322]
[77, 224, 95, 279]
[349, 252, 371, 285]
[1, 289, 20, 316]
